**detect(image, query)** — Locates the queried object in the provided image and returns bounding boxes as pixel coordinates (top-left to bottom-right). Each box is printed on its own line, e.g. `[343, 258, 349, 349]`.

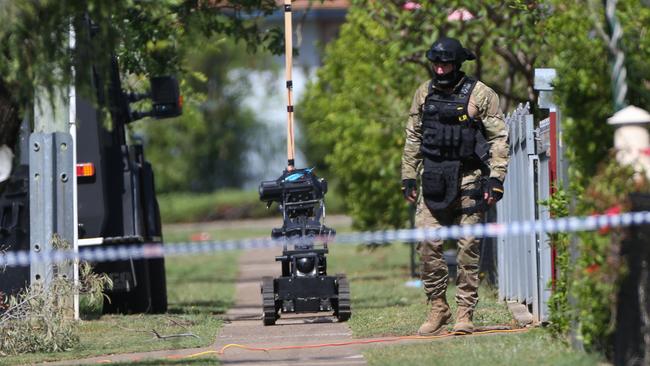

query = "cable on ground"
[178, 327, 529, 359]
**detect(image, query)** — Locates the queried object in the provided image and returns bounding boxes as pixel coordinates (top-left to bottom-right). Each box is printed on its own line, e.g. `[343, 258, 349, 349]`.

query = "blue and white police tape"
[2, 210, 650, 268]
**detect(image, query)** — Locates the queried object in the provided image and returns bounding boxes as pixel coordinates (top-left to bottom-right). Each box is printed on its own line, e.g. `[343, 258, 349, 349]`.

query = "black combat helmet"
[426, 36, 476, 88]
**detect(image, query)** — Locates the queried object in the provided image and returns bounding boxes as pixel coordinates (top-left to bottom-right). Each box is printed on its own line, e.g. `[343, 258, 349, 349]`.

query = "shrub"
[547, 157, 650, 355]
[0, 278, 80, 354]
[0, 254, 111, 355]
[545, 188, 571, 337]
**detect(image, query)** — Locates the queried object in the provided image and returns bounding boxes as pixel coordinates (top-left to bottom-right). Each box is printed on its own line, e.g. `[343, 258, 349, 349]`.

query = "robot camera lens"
[296, 257, 315, 274]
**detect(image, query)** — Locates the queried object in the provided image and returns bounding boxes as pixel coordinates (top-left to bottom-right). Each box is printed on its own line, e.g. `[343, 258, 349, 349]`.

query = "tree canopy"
[300, 0, 650, 229]
[0, 0, 283, 150]
[299, 0, 550, 229]
[548, 0, 650, 187]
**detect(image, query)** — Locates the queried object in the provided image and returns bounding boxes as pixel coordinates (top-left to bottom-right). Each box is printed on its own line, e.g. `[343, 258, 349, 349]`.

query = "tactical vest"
[419, 77, 487, 213]
[420, 77, 478, 160]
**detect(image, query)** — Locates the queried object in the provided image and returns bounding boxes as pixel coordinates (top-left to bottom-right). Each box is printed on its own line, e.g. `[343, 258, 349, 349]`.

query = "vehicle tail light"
[76, 163, 95, 177]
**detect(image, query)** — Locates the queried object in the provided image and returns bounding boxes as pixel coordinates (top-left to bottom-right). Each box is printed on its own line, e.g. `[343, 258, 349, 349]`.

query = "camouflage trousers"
[415, 169, 484, 309]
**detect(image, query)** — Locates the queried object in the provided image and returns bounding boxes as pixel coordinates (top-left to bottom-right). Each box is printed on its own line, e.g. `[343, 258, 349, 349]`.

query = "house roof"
[277, 0, 350, 10]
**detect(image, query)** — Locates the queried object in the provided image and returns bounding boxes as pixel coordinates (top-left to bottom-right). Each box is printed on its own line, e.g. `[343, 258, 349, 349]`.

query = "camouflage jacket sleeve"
[401, 81, 430, 180]
[471, 81, 509, 182]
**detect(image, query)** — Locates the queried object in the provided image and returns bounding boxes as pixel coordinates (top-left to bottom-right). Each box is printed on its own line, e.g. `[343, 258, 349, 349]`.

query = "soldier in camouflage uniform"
[401, 37, 509, 335]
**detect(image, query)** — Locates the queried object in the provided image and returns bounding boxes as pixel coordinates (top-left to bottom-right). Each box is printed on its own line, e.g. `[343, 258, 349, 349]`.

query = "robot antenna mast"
[283, 0, 296, 171]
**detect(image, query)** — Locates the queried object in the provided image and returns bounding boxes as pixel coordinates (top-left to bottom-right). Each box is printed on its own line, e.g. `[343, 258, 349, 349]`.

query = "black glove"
[402, 179, 417, 200]
[484, 178, 504, 203]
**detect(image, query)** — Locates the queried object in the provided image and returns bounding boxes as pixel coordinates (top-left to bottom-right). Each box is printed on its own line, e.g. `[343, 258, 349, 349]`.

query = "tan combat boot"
[452, 306, 474, 334]
[417, 297, 452, 335]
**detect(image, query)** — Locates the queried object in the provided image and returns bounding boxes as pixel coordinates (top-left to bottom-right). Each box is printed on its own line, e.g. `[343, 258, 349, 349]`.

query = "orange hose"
[179, 328, 529, 358]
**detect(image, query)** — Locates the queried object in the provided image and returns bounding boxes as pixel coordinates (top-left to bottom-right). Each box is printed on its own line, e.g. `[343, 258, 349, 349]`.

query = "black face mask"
[433, 67, 464, 89]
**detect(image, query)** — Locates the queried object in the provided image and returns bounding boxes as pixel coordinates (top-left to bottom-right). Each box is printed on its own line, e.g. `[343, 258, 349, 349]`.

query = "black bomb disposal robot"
[257, 0, 350, 326]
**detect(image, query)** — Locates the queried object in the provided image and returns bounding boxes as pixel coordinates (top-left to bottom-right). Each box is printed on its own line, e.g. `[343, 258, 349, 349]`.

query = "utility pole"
[29, 27, 75, 317]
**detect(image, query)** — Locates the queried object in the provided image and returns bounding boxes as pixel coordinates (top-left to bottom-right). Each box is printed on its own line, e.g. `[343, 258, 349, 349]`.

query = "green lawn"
[326, 243, 602, 365]
[163, 226, 272, 243]
[0, 250, 239, 366]
[158, 189, 271, 223]
[364, 328, 602, 366]
[158, 188, 346, 224]
[327, 243, 512, 337]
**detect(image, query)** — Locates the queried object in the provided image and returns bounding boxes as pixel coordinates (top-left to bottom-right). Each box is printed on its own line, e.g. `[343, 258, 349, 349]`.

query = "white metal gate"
[496, 68, 560, 322]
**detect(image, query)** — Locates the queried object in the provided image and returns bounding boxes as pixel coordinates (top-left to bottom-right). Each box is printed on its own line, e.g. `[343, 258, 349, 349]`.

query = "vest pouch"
[420, 145, 441, 159]
[432, 124, 443, 146]
[422, 170, 445, 198]
[422, 125, 440, 147]
[443, 124, 453, 147]
[452, 125, 462, 147]
[459, 127, 476, 159]
[422, 159, 461, 211]
[421, 124, 443, 159]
